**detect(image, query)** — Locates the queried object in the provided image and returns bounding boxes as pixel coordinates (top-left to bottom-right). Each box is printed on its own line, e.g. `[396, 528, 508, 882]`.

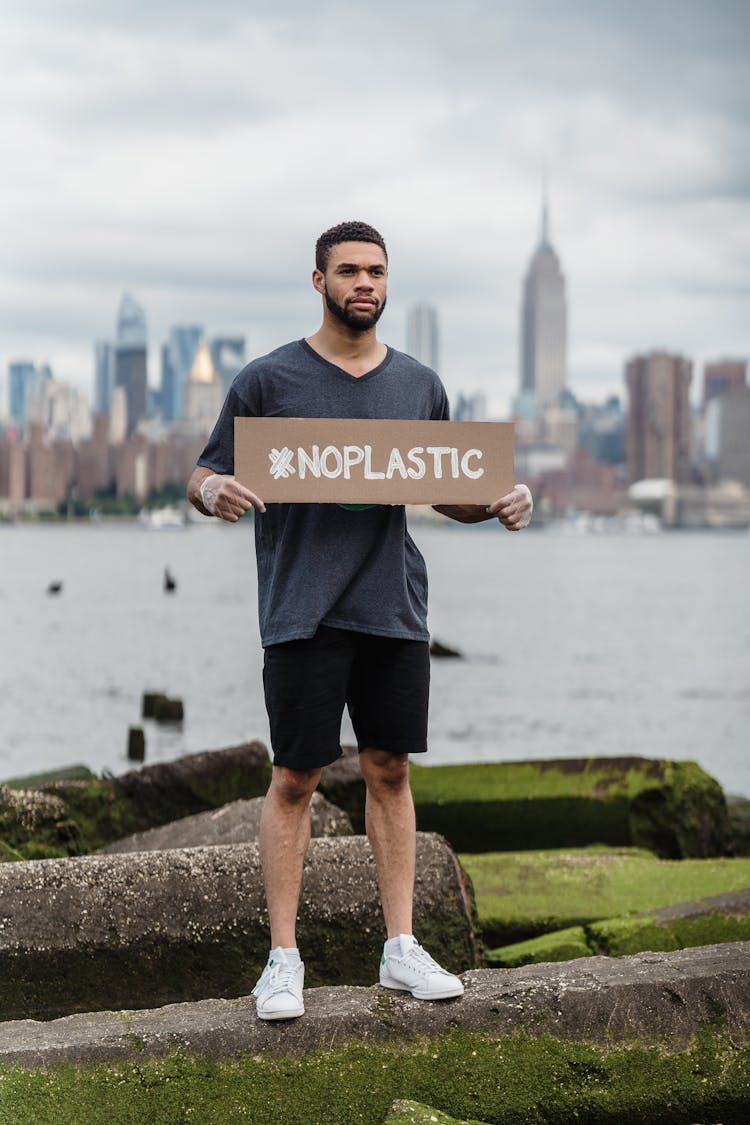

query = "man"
[187, 220, 532, 1020]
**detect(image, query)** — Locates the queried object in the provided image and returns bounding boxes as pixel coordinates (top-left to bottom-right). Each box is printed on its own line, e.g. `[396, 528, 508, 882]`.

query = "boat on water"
[137, 506, 188, 530]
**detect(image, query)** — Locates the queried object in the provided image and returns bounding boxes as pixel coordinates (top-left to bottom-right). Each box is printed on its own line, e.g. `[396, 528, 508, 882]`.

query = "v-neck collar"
[299, 338, 393, 384]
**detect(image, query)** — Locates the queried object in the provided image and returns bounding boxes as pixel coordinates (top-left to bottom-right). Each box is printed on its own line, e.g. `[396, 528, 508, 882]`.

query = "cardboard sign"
[234, 418, 515, 504]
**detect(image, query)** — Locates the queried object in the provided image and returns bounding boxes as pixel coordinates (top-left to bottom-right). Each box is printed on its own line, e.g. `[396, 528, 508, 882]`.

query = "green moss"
[487, 926, 592, 969]
[461, 847, 750, 946]
[0, 1028, 748, 1125]
[409, 757, 730, 857]
[590, 912, 750, 957]
[1, 765, 95, 790]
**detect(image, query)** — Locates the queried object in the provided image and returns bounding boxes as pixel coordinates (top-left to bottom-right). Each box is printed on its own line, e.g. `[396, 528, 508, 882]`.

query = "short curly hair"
[315, 221, 388, 272]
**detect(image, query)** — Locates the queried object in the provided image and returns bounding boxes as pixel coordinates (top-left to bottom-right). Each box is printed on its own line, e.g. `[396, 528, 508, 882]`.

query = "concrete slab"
[1, 943, 748, 1068]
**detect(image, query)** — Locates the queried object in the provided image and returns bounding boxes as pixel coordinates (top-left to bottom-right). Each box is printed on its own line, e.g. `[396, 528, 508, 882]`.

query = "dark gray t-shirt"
[197, 339, 450, 647]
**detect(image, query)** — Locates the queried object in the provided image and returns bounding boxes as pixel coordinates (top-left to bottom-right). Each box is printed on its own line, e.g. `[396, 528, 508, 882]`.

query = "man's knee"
[269, 765, 321, 805]
[360, 749, 410, 795]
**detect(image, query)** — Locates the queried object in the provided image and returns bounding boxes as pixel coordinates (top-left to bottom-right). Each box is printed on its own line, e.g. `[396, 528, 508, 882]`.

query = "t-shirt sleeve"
[430, 379, 451, 421]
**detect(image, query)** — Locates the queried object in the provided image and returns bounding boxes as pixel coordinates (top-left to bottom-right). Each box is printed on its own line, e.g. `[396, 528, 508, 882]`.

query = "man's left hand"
[487, 484, 533, 531]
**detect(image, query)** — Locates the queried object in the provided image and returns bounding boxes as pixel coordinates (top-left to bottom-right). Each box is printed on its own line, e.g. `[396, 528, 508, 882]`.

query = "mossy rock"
[1, 765, 95, 790]
[484, 879, 750, 967]
[487, 926, 591, 969]
[589, 889, 750, 957]
[461, 846, 750, 946]
[410, 757, 730, 858]
[0, 744, 272, 862]
[727, 794, 750, 856]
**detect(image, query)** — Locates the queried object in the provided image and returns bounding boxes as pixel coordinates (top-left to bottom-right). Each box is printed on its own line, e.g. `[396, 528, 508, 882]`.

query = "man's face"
[313, 241, 388, 332]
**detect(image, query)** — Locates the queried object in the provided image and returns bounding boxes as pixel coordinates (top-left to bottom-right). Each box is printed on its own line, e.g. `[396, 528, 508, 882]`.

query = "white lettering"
[461, 449, 484, 479]
[407, 447, 426, 479]
[297, 445, 321, 479]
[343, 445, 365, 479]
[386, 448, 408, 479]
[320, 445, 343, 478]
[425, 446, 452, 479]
[450, 448, 460, 478]
[363, 444, 385, 479]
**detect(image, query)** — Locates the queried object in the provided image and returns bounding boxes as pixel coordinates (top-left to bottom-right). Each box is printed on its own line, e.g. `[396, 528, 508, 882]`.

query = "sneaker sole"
[256, 1004, 305, 1020]
[379, 975, 464, 1001]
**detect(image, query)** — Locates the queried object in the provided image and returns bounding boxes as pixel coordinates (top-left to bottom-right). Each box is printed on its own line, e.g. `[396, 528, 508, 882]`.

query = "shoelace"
[267, 961, 299, 992]
[403, 943, 446, 974]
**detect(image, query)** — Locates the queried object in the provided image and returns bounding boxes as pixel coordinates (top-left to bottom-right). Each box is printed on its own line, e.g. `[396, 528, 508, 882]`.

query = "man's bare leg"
[359, 748, 415, 938]
[258, 764, 321, 948]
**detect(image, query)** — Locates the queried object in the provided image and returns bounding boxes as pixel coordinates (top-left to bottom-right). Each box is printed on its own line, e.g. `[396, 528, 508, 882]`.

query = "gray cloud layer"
[2, 0, 748, 412]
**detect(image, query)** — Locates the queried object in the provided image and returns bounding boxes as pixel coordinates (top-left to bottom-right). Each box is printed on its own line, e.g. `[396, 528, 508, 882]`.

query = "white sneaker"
[251, 950, 305, 1020]
[379, 935, 464, 1000]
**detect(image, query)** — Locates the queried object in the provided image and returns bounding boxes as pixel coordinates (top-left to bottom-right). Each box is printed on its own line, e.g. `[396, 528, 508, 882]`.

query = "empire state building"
[519, 194, 567, 410]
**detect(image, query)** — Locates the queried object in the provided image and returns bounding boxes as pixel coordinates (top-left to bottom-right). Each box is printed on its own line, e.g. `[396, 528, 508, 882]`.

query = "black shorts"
[262, 625, 430, 770]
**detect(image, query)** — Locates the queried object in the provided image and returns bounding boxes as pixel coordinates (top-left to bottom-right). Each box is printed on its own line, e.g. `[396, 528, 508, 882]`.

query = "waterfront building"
[210, 336, 246, 396]
[625, 351, 692, 484]
[94, 342, 116, 415]
[702, 359, 747, 411]
[519, 191, 567, 410]
[705, 385, 750, 488]
[184, 339, 224, 431]
[452, 391, 487, 422]
[406, 304, 439, 371]
[161, 325, 203, 422]
[115, 294, 148, 435]
[8, 362, 52, 430]
[26, 379, 92, 444]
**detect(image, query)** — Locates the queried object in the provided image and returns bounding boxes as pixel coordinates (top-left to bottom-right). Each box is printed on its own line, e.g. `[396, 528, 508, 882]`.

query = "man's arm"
[187, 466, 265, 523]
[434, 484, 533, 531]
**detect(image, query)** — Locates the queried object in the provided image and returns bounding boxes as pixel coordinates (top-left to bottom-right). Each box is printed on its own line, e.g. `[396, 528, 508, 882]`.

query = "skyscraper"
[115, 294, 148, 435]
[161, 325, 203, 422]
[8, 361, 52, 429]
[184, 339, 224, 431]
[626, 351, 692, 483]
[702, 359, 747, 410]
[406, 304, 439, 371]
[94, 341, 115, 415]
[210, 336, 247, 396]
[520, 191, 567, 410]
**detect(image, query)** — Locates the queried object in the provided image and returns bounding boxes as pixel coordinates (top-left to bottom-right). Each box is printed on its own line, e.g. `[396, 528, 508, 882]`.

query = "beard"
[324, 289, 387, 332]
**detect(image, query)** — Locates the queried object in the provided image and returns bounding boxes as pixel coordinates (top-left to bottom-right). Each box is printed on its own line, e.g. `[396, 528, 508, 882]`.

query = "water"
[1, 521, 749, 795]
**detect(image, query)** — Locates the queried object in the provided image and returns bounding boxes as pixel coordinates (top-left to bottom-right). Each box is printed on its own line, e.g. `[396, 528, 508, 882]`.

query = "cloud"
[1, 0, 748, 415]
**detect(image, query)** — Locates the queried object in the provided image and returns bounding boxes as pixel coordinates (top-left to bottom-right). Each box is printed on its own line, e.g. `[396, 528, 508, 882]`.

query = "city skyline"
[1, 1, 747, 418]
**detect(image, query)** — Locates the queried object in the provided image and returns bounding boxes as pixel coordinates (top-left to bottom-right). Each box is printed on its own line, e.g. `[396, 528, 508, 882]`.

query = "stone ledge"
[1, 942, 748, 1069]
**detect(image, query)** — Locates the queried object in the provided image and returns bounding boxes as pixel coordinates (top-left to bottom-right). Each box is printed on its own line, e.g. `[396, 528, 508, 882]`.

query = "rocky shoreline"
[1, 745, 749, 1122]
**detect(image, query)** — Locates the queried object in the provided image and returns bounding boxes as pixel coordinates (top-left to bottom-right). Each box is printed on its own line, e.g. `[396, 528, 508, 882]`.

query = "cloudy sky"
[2, 0, 748, 416]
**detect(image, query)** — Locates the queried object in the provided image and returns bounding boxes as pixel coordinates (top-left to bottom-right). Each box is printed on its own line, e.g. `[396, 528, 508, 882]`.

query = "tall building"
[8, 361, 52, 429]
[184, 339, 225, 431]
[115, 294, 148, 434]
[452, 392, 487, 422]
[625, 351, 692, 483]
[406, 304, 439, 371]
[520, 191, 567, 410]
[702, 359, 747, 410]
[161, 325, 203, 422]
[94, 341, 115, 415]
[210, 336, 246, 395]
[705, 385, 750, 487]
[26, 379, 92, 444]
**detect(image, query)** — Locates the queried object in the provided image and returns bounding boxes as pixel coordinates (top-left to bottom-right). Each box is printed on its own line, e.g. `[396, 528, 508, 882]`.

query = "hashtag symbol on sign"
[268, 447, 296, 479]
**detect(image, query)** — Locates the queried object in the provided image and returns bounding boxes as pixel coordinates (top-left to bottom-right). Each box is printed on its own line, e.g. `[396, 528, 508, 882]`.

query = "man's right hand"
[199, 473, 266, 522]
